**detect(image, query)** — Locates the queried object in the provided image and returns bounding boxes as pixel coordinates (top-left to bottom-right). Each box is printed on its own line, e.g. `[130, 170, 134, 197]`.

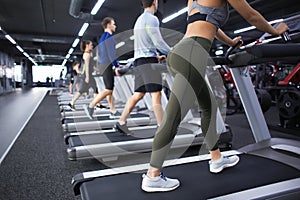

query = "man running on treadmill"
[115, 0, 171, 135]
[84, 17, 121, 119]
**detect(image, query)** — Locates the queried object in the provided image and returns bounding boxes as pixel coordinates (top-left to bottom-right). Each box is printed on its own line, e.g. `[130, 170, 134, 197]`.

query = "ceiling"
[0, 0, 299, 66]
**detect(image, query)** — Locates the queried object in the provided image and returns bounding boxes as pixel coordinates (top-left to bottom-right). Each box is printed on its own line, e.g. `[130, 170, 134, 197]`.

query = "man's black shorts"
[134, 57, 162, 93]
[101, 63, 114, 90]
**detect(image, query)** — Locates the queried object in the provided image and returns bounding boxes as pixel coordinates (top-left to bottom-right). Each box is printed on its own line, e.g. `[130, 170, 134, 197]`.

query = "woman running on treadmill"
[68, 40, 99, 111]
[69, 61, 81, 94]
[141, 0, 289, 192]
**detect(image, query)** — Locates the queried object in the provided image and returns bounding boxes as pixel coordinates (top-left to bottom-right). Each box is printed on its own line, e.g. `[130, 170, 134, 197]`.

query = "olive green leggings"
[150, 36, 219, 169]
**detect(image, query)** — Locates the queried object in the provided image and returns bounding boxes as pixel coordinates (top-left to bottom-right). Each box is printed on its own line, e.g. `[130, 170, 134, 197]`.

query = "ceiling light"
[78, 23, 89, 37]
[5, 34, 16, 44]
[116, 41, 125, 49]
[91, 0, 105, 15]
[1, 28, 37, 65]
[61, 59, 67, 66]
[23, 52, 29, 58]
[234, 26, 256, 34]
[215, 49, 224, 56]
[63, 0, 106, 66]
[16, 45, 24, 53]
[68, 48, 74, 55]
[28, 57, 38, 66]
[72, 38, 80, 48]
[162, 7, 188, 23]
[234, 18, 284, 34]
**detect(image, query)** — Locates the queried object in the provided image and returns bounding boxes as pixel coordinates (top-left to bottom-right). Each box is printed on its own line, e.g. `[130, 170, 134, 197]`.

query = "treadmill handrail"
[245, 43, 300, 58]
[211, 40, 242, 65]
[228, 43, 300, 68]
[225, 40, 243, 61]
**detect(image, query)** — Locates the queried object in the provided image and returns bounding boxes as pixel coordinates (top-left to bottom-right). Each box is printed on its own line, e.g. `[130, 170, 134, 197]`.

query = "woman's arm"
[228, 0, 289, 36]
[215, 29, 242, 46]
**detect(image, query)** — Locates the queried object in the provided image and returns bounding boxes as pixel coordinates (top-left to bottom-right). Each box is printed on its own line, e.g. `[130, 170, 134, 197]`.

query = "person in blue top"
[115, 0, 171, 135]
[84, 17, 121, 119]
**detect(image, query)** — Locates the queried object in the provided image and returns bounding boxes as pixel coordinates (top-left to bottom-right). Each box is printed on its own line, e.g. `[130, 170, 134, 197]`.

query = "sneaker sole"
[83, 105, 93, 120]
[116, 125, 133, 136]
[96, 106, 108, 110]
[119, 129, 133, 136]
[141, 183, 180, 192]
[210, 156, 240, 173]
[67, 105, 75, 111]
[109, 115, 121, 119]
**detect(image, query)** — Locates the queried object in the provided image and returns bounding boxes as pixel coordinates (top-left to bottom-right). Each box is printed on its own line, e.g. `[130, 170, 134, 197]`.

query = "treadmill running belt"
[69, 127, 193, 147]
[62, 113, 148, 124]
[78, 154, 300, 200]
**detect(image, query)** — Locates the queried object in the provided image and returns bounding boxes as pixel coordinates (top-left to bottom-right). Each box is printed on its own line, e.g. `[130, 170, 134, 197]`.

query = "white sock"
[119, 121, 125, 125]
[212, 155, 224, 163]
[145, 175, 160, 180]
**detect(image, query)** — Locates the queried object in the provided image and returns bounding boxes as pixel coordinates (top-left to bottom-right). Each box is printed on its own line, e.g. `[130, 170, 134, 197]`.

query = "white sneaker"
[141, 173, 180, 192]
[209, 155, 240, 173]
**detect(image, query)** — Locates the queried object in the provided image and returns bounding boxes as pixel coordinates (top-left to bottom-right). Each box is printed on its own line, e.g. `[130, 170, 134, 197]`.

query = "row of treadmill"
[57, 32, 300, 200]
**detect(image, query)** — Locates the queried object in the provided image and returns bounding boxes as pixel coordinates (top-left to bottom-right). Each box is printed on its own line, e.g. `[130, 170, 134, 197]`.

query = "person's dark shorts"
[77, 75, 88, 93]
[78, 76, 98, 94]
[101, 63, 114, 90]
[134, 57, 162, 93]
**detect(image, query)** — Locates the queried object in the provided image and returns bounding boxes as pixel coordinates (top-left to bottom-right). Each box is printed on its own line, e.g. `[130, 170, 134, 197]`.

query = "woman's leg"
[148, 72, 197, 173]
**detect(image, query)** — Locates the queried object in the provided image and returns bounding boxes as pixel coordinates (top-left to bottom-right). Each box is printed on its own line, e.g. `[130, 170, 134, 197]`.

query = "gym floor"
[0, 88, 299, 200]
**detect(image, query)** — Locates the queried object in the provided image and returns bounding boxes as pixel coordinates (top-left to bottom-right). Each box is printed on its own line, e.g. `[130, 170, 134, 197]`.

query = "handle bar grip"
[225, 40, 243, 61]
[281, 32, 291, 42]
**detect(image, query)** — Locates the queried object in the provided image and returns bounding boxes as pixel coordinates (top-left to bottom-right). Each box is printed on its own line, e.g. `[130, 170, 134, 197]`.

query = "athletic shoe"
[68, 103, 76, 111]
[96, 104, 107, 109]
[83, 104, 94, 120]
[109, 111, 121, 119]
[209, 155, 240, 173]
[141, 173, 180, 192]
[115, 122, 132, 135]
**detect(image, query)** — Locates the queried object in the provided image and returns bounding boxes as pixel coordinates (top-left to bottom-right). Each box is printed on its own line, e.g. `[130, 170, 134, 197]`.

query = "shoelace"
[142, 173, 167, 181]
[159, 173, 167, 181]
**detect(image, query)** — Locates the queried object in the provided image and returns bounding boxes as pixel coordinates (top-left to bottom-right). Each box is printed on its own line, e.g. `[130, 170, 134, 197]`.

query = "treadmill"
[62, 114, 156, 132]
[61, 71, 160, 132]
[60, 76, 151, 122]
[59, 76, 142, 116]
[64, 63, 233, 161]
[65, 119, 232, 161]
[71, 34, 300, 199]
[66, 123, 205, 161]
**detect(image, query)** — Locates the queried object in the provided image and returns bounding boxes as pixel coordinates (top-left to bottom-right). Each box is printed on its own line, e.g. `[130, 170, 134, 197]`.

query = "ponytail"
[80, 40, 92, 52]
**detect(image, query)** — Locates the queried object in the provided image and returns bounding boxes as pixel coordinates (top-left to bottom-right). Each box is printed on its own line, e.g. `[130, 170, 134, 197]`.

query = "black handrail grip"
[225, 40, 243, 61]
[281, 32, 291, 43]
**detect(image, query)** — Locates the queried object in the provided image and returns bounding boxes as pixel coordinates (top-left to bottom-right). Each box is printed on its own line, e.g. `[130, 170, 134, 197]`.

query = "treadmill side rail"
[209, 178, 300, 200]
